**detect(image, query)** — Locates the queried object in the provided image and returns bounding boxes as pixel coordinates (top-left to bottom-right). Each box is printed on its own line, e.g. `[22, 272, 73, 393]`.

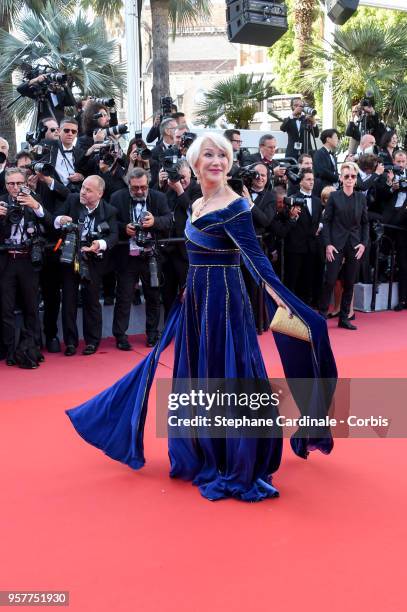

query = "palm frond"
[169, 0, 212, 38]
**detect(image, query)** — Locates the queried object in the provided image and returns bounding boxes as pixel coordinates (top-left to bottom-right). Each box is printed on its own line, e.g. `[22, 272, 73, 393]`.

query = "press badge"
[294, 142, 302, 150]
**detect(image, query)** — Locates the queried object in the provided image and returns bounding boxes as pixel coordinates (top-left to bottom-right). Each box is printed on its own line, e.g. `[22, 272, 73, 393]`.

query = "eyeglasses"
[48, 127, 58, 133]
[343, 174, 357, 179]
[232, 139, 242, 144]
[62, 128, 78, 134]
[131, 185, 148, 192]
[6, 181, 25, 187]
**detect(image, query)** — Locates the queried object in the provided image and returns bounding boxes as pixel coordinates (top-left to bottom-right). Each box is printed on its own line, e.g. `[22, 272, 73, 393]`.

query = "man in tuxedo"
[55, 175, 118, 355]
[313, 129, 340, 192]
[111, 168, 172, 349]
[282, 169, 323, 305]
[150, 117, 178, 187]
[287, 153, 323, 196]
[319, 162, 369, 329]
[241, 163, 278, 330]
[280, 98, 319, 161]
[15, 152, 70, 353]
[0, 168, 54, 366]
[159, 160, 201, 319]
[17, 73, 76, 126]
[381, 150, 407, 311]
[247, 135, 287, 188]
[46, 118, 85, 194]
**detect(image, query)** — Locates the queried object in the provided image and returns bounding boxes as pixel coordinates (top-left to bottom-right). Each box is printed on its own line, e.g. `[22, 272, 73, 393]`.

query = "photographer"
[151, 117, 178, 181]
[55, 175, 118, 356]
[247, 135, 287, 188]
[16, 67, 76, 126]
[281, 169, 323, 305]
[0, 168, 53, 366]
[111, 168, 172, 349]
[45, 118, 85, 194]
[159, 159, 201, 318]
[380, 150, 407, 311]
[15, 152, 69, 353]
[286, 153, 323, 196]
[319, 162, 369, 330]
[378, 130, 399, 168]
[77, 99, 118, 153]
[280, 98, 319, 160]
[346, 96, 387, 151]
[125, 136, 158, 187]
[145, 99, 178, 144]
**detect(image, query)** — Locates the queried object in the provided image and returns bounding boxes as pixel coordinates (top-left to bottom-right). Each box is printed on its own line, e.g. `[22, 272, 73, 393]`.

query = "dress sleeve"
[224, 199, 338, 459]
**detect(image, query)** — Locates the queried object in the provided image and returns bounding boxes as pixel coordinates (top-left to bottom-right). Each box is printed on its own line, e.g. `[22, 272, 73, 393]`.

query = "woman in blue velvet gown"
[67, 134, 337, 502]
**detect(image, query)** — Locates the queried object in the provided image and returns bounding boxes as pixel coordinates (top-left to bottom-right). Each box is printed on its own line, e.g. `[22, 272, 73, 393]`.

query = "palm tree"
[0, 0, 58, 153]
[194, 74, 280, 129]
[297, 23, 407, 128]
[88, 0, 212, 113]
[293, 0, 317, 104]
[0, 3, 126, 128]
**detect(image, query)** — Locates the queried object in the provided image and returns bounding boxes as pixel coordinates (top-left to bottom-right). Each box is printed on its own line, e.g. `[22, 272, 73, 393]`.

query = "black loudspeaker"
[327, 0, 359, 25]
[226, 1, 288, 48]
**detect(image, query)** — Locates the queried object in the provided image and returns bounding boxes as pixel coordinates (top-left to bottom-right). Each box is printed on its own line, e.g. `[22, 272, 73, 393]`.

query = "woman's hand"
[265, 284, 292, 317]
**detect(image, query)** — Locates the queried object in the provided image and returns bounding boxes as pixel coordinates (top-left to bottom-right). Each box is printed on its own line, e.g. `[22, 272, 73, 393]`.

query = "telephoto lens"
[149, 256, 159, 288]
[104, 124, 128, 137]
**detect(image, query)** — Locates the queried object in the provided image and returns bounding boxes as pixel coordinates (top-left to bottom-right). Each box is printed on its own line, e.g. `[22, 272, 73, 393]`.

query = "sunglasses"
[131, 186, 148, 191]
[343, 174, 357, 179]
[63, 128, 78, 134]
[48, 127, 58, 133]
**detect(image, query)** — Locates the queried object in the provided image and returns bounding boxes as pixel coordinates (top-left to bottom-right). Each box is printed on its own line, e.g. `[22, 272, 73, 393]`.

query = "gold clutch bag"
[269, 306, 310, 343]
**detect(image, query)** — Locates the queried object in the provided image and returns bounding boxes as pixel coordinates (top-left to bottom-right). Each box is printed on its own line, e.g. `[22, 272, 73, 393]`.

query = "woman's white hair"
[186, 133, 233, 174]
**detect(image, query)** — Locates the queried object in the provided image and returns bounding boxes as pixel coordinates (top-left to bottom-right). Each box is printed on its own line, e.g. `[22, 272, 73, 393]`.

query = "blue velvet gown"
[67, 198, 337, 502]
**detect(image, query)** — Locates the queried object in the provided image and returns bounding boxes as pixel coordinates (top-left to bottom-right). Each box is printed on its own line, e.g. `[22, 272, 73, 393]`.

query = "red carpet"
[1, 310, 406, 611]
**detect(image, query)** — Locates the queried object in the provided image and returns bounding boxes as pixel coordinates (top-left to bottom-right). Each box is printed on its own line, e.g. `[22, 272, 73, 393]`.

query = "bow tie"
[63, 149, 73, 153]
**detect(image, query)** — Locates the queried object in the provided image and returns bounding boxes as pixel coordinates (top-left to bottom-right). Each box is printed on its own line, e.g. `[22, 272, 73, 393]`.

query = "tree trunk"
[0, 13, 17, 157]
[294, 0, 316, 106]
[150, 0, 170, 114]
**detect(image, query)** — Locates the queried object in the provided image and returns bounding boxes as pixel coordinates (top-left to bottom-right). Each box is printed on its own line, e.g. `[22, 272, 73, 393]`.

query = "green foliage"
[194, 73, 279, 128]
[296, 22, 407, 130]
[0, 3, 126, 124]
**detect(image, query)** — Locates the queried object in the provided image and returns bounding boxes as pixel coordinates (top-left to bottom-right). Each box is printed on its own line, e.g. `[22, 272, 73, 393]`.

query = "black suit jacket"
[16, 82, 76, 124]
[0, 193, 54, 244]
[249, 190, 276, 235]
[55, 195, 118, 250]
[283, 194, 322, 254]
[322, 190, 369, 249]
[110, 187, 172, 261]
[280, 116, 319, 159]
[46, 141, 86, 187]
[163, 181, 202, 261]
[313, 147, 339, 189]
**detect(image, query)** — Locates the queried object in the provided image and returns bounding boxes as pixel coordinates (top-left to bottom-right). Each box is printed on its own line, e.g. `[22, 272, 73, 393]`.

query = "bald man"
[55, 175, 119, 355]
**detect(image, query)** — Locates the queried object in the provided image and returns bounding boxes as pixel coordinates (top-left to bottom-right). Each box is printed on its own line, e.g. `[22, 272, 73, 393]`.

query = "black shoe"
[338, 319, 357, 330]
[18, 358, 38, 369]
[6, 358, 17, 366]
[64, 345, 77, 356]
[146, 335, 159, 347]
[82, 344, 98, 355]
[46, 337, 61, 353]
[394, 302, 407, 312]
[327, 311, 340, 319]
[104, 296, 115, 306]
[348, 313, 356, 321]
[116, 339, 132, 351]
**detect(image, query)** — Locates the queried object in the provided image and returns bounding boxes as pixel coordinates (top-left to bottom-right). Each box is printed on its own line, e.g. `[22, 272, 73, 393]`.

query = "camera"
[5, 186, 32, 225]
[0, 151, 6, 164]
[91, 97, 115, 107]
[25, 221, 45, 268]
[60, 222, 79, 265]
[95, 140, 117, 165]
[180, 132, 197, 151]
[30, 162, 54, 177]
[130, 211, 154, 249]
[161, 147, 182, 181]
[160, 96, 174, 119]
[303, 106, 317, 117]
[103, 124, 128, 138]
[283, 195, 307, 209]
[88, 221, 110, 243]
[392, 165, 407, 190]
[134, 132, 152, 161]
